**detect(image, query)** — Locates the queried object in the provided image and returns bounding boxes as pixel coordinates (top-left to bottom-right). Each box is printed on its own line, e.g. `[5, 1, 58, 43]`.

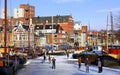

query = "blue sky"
[0, 0, 120, 30]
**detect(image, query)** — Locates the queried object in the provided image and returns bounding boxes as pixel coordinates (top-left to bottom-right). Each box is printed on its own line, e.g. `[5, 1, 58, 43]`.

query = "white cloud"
[96, 8, 120, 13]
[52, 0, 84, 3]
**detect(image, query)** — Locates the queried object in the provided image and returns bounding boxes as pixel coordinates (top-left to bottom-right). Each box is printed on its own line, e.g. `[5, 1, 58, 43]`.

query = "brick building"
[32, 15, 74, 47]
[0, 4, 35, 26]
[0, 4, 35, 50]
[0, 26, 14, 48]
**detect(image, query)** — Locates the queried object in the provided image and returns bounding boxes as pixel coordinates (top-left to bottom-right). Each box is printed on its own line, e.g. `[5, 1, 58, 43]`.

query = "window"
[54, 34, 57, 37]
[22, 35, 25, 40]
[17, 10, 19, 13]
[19, 36, 21, 40]
[46, 20, 48, 24]
[15, 35, 17, 40]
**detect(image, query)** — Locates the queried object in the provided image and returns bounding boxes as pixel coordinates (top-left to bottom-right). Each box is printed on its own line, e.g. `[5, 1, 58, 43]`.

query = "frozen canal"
[16, 55, 120, 75]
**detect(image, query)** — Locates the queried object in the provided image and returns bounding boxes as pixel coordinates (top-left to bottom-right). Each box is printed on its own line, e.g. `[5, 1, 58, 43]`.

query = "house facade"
[0, 25, 14, 48]
[13, 21, 34, 48]
[74, 22, 88, 50]
[32, 15, 74, 47]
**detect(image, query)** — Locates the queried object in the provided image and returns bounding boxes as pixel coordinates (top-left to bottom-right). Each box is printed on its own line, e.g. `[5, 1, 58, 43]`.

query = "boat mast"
[52, 16, 53, 46]
[106, 15, 108, 51]
[25, 4, 30, 54]
[4, 0, 7, 58]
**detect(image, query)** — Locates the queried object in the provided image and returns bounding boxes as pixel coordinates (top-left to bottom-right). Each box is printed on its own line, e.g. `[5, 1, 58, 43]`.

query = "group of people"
[43, 54, 56, 69]
[43, 53, 103, 73]
[77, 57, 103, 73]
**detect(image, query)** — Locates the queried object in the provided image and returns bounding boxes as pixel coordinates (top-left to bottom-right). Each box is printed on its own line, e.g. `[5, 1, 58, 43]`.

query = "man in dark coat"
[52, 57, 56, 69]
[85, 58, 90, 73]
[78, 57, 81, 69]
[98, 58, 103, 73]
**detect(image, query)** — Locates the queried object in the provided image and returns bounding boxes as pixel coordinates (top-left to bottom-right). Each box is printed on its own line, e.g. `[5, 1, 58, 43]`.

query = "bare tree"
[114, 12, 120, 29]
[114, 12, 120, 43]
[115, 29, 120, 42]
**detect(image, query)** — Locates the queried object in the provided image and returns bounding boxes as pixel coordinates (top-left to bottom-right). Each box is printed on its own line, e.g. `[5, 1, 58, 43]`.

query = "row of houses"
[0, 4, 119, 52]
[0, 15, 74, 47]
[0, 14, 88, 50]
[0, 15, 119, 51]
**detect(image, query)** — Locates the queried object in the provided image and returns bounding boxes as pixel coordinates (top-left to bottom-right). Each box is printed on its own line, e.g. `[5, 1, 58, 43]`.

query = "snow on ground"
[16, 54, 120, 75]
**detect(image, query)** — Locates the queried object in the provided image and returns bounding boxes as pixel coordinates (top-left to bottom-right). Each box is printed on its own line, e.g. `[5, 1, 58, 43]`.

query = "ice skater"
[85, 58, 90, 73]
[52, 57, 56, 69]
[78, 57, 81, 70]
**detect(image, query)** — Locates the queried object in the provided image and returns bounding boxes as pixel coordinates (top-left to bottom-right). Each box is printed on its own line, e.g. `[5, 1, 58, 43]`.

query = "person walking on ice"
[66, 50, 69, 58]
[43, 54, 46, 63]
[98, 58, 103, 73]
[52, 57, 56, 69]
[78, 57, 81, 70]
[85, 58, 90, 73]
[48, 55, 51, 64]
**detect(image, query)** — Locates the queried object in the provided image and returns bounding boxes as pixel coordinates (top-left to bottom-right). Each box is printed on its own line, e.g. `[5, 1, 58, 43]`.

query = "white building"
[14, 8, 24, 18]
[14, 21, 34, 48]
[74, 22, 87, 50]
[74, 22, 82, 30]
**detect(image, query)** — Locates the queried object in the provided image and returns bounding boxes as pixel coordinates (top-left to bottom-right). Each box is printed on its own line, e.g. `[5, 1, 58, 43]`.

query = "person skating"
[48, 55, 51, 64]
[78, 57, 81, 70]
[66, 50, 69, 58]
[98, 58, 103, 73]
[52, 57, 56, 69]
[85, 58, 90, 73]
[43, 54, 46, 63]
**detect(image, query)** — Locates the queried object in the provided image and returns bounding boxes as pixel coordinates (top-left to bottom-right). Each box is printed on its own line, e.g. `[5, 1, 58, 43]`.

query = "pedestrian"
[48, 55, 51, 63]
[52, 57, 56, 69]
[66, 50, 69, 58]
[98, 58, 103, 73]
[85, 58, 90, 73]
[44, 54, 46, 60]
[78, 57, 81, 70]
[43, 54, 46, 63]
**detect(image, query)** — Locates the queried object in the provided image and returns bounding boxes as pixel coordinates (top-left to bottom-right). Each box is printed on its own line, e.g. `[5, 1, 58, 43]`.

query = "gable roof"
[14, 21, 29, 32]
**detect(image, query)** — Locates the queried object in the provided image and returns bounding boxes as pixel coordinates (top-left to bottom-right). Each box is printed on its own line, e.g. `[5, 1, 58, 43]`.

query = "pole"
[52, 16, 53, 46]
[25, 4, 30, 54]
[4, 0, 7, 58]
[106, 15, 108, 52]
[28, 20, 30, 54]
